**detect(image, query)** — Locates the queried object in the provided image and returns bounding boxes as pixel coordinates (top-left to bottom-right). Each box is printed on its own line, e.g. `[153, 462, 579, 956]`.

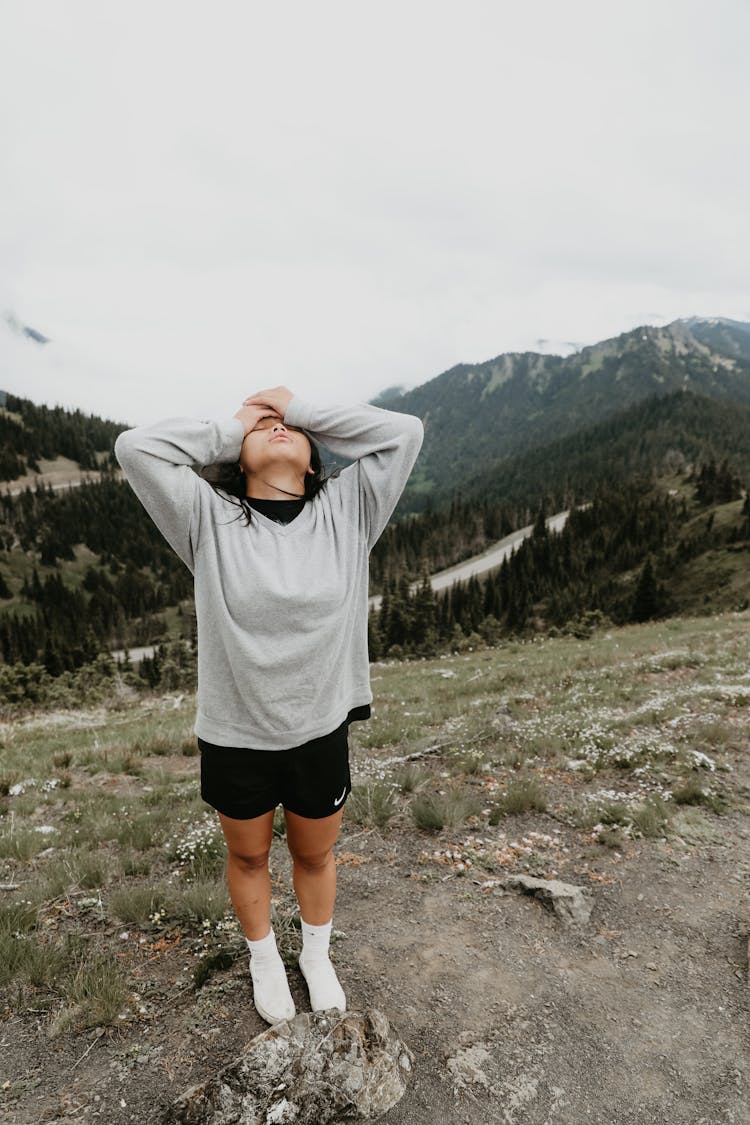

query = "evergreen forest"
[2, 314, 750, 708]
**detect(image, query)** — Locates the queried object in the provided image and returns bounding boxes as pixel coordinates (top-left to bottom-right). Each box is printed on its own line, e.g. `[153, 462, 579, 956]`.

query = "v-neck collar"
[243, 500, 314, 537]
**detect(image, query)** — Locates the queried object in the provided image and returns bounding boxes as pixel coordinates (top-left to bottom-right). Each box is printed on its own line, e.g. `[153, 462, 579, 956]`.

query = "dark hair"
[197, 430, 339, 525]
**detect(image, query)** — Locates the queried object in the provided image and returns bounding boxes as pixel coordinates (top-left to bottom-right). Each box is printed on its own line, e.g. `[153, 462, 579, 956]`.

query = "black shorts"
[198, 717, 354, 820]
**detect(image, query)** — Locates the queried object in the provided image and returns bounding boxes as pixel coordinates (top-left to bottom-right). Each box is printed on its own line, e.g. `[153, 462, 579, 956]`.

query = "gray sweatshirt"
[113, 395, 424, 749]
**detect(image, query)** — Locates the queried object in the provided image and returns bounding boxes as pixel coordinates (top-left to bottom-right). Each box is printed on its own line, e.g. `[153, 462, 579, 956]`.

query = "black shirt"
[243, 496, 306, 524]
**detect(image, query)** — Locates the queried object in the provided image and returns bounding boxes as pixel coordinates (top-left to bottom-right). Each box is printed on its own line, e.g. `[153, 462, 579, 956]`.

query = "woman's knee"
[226, 847, 271, 871]
[287, 843, 334, 872]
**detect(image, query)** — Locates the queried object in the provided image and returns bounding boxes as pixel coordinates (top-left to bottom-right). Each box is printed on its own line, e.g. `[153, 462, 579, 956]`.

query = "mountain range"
[3, 313, 750, 516]
[2, 313, 750, 681]
[371, 316, 750, 510]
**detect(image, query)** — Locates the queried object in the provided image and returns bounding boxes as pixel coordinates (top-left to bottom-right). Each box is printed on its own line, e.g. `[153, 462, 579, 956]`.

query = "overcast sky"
[1, 0, 748, 426]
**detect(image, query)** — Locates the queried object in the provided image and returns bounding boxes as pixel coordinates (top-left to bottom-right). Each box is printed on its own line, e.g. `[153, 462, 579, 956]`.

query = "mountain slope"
[459, 387, 750, 513]
[369, 387, 749, 593]
[376, 316, 750, 511]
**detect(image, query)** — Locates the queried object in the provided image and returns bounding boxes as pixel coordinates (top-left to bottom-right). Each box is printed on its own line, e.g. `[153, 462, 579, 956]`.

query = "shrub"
[166, 814, 226, 879]
[411, 789, 482, 832]
[671, 777, 722, 809]
[631, 794, 672, 838]
[392, 764, 424, 793]
[108, 883, 171, 925]
[346, 783, 398, 828]
[489, 778, 548, 821]
[410, 792, 446, 831]
[47, 946, 130, 1037]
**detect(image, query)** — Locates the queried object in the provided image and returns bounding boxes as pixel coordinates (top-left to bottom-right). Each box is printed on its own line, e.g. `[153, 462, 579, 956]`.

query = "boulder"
[163, 1007, 413, 1124]
[501, 874, 593, 926]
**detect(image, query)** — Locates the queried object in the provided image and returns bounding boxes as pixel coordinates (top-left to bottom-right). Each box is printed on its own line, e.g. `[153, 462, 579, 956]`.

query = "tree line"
[0, 391, 125, 480]
[367, 469, 748, 659]
[0, 453, 746, 679]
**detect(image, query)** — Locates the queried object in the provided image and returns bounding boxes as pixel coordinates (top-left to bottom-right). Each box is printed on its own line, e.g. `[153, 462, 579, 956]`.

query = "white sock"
[298, 917, 346, 1013]
[246, 927, 295, 1024]
[300, 918, 333, 961]
[246, 927, 281, 965]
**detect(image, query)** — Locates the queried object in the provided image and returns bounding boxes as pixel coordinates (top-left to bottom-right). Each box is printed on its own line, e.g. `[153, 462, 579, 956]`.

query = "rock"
[162, 1008, 413, 1124]
[500, 874, 593, 926]
[445, 1043, 493, 1091]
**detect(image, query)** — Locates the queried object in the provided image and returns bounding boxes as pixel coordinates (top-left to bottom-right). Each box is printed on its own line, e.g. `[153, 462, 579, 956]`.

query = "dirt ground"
[3, 740, 750, 1124]
[5, 820, 750, 1124]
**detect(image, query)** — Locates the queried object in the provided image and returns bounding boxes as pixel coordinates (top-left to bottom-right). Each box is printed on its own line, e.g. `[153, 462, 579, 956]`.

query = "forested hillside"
[2, 316, 750, 710]
[0, 470, 193, 670]
[0, 390, 124, 481]
[369, 389, 750, 583]
[368, 469, 750, 659]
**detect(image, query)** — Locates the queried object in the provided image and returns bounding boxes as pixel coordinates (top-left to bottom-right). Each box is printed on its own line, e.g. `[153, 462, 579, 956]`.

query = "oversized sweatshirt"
[113, 395, 424, 749]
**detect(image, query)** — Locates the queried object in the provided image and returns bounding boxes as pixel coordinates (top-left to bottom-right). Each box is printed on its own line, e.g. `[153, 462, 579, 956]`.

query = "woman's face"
[238, 416, 313, 478]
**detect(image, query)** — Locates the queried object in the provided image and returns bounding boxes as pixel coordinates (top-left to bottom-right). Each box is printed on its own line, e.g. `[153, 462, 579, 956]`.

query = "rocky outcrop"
[163, 1008, 413, 1124]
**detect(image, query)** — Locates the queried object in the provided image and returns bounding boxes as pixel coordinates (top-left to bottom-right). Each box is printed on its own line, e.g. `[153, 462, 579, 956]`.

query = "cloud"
[0, 0, 748, 423]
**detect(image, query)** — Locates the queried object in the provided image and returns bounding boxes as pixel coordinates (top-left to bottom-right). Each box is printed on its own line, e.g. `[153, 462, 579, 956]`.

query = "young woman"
[114, 384, 423, 1025]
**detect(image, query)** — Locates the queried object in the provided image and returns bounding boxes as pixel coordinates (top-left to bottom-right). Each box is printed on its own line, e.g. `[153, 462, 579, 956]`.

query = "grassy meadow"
[1, 609, 749, 1043]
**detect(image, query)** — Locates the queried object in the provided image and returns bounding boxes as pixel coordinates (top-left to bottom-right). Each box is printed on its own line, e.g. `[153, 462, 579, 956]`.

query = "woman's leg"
[285, 806, 347, 1012]
[216, 807, 296, 1024]
[216, 808, 276, 940]
[284, 806, 344, 924]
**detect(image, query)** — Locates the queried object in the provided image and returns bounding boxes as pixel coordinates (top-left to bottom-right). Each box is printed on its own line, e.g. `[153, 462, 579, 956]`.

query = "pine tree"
[532, 501, 548, 539]
[367, 610, 383, 661]
[412, 571, 437, 649]
[631, 556, 660, 622]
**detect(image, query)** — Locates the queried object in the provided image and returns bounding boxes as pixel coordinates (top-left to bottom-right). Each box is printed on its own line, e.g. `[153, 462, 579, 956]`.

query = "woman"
[114, 384, 424, 1025]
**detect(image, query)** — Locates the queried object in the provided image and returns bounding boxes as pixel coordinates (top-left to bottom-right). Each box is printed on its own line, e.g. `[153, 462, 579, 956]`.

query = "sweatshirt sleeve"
[283, 395, 424, 550]
[113, 416, 245, 571]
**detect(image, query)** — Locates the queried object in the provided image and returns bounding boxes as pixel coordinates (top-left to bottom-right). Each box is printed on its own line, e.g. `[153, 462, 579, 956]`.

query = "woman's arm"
[244, 387, 424, 550]
[113, 416, 246, 571]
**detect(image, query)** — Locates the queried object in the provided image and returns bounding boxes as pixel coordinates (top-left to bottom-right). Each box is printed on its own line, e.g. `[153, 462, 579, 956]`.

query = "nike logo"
[333, 787, 347, 806]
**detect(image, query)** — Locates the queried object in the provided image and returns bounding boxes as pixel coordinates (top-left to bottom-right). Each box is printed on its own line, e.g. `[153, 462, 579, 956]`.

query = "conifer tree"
[412, 570, 437, 649]
[532, 500, 548, 539]
[631, 556, 660, 621]
[367, 611, 383, 661]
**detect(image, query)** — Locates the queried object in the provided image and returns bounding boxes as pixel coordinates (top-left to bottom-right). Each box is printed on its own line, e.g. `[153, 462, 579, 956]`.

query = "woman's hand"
[242, 385, 294, 418]
[232, 402, 283, 437]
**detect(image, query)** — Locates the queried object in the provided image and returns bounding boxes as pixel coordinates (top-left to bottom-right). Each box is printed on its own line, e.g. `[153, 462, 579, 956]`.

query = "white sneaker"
[249, 955, 296, 1024]
[298, 952, 346, 1013]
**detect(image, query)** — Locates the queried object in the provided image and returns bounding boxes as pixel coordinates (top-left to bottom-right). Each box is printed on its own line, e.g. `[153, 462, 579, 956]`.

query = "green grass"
[108, 877, 230, 928]
[392, 763, 426, 793]
[2, 606, 749, 1039]
[410, 788, 483, 832]
[47, 943, 130, 1038]
[671, 776, 727, 813]
[489, 778, 549, 821]
[346, 782, 398, 827]
[449, 747, 490, 775]
[630, 795, 673, 838]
